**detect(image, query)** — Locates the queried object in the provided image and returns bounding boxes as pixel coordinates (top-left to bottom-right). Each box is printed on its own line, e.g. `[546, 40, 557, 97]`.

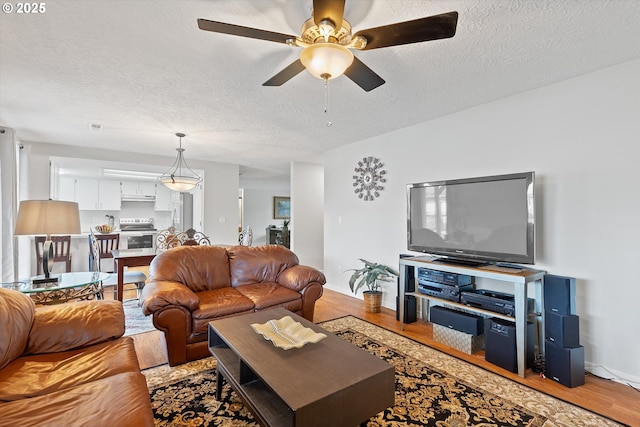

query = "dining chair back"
[89, 232, 146, 301]
[35, 235, 72, 275]
[89, 233, 119, 272]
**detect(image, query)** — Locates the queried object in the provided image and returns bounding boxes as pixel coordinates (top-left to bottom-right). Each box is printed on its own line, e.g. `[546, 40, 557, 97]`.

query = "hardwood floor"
[130, 288, 639, 426]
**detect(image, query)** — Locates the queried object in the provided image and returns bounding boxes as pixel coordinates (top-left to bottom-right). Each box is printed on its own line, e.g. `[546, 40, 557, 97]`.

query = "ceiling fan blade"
[353, 11, 458, 50]
[197, 19, 297, 44]
[313, 0, 345, 30]
[263, 60, 306, 86]
[344, 57, 385, 92]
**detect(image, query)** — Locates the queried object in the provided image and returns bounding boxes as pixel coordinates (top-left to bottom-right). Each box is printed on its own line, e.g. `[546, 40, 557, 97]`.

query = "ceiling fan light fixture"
[300, 43, 354, 80]
[159, 133, 202, 192]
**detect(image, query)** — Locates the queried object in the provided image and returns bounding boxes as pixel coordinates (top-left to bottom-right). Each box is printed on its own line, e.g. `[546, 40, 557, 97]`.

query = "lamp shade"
[15, 200, 81, 236]
[300, 43, 354, 80]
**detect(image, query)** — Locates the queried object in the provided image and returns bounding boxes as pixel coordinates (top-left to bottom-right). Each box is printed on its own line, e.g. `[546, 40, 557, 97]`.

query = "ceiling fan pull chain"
[323, 74, 330, 113]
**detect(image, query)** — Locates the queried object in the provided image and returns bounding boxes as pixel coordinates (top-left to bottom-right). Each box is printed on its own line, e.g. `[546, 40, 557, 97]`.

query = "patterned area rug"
[123, 299, 154, 336]
[143, 316, 623, 427]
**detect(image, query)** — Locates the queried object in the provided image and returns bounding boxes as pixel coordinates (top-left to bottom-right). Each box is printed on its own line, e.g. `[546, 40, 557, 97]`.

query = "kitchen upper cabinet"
[74, 178, 121, 210]
[75, 178, 99, 210]
[99, 180, 121, 210]
[121, 181, 156, 197]
[155, 183, 172, 211]
[58, 176, 76, 202]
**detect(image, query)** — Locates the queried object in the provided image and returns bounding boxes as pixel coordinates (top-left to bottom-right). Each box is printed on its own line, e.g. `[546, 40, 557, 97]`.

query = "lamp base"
[32, 275, 59, 285]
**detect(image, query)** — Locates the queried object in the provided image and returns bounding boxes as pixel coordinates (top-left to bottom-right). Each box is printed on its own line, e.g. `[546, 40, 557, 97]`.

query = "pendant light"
[159, 133, 201, 192]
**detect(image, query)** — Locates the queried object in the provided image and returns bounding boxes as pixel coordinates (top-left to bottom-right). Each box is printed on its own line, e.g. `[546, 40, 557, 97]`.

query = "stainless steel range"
[119, 218, 156, 249]
[119, 218, 157, 232]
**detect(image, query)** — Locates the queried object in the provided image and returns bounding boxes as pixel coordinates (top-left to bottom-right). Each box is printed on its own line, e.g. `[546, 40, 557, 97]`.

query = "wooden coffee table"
[208, 308, 395, 427]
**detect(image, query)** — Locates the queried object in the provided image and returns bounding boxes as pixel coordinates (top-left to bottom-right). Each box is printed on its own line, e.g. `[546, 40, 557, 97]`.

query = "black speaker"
[544, 275, 576, 315]
[545, 311, 580, 348]
[396, 255, 417, 323]
[429, 305, 484, 336]
[545, 340, 585, 388]
[484, 318, 534, 373]
[396, 295, 417, 323]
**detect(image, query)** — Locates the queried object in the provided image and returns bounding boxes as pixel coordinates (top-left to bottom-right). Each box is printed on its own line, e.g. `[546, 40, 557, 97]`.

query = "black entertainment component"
[417, 281, 474, 302]
[429, 305, 484, 336]
[418, 268, 472, 287]
[484, 318, 535, 373]
[545, 311, 580, 348]
[396, 255, 417, 323]
[461, 289, 534, 317]
[545, 340, 585, 388]
[544, 274, 577, 315]
[417, 268, 474, 302]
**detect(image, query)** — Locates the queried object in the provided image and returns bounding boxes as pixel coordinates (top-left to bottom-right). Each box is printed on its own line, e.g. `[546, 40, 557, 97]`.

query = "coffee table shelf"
[210, 345, 293, 426]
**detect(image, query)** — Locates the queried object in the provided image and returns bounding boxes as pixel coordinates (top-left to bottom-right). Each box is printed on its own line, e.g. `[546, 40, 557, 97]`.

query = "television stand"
[433, 257, 489, 268]
[398, 256, 546, 378]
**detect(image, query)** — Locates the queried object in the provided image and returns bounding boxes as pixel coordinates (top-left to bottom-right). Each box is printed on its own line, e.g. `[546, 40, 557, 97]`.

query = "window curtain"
[0, 126, 18, 282]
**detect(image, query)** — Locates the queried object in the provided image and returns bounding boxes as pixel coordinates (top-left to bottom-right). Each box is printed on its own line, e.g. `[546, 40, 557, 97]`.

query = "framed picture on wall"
[273, 196, 290, 219]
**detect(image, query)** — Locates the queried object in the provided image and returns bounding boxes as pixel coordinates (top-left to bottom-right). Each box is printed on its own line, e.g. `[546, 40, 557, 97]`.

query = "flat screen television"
[407, 172, 535, 265]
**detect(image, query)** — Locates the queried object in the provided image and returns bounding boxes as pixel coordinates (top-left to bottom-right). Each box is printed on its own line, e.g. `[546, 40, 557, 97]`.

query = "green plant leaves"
[347, 259, 399, 294]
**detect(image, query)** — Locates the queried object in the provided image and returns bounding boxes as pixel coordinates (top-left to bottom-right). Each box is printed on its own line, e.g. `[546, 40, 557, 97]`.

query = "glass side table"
[2, 272, 111, 305]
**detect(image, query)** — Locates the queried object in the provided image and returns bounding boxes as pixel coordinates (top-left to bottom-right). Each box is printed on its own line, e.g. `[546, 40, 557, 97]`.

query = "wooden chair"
[35, 235, 72, 275]
[89, 233, 146, 301]
[89, 233, 119, 272]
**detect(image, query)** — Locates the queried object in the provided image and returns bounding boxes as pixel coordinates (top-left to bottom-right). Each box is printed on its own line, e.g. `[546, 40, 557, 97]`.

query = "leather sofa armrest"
[140, 280, 200, 316]
[277, 265, 326, 292]
[25, 300, 124, 355]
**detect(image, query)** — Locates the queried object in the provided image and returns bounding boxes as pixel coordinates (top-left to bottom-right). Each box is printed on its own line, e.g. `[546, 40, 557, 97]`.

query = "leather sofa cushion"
[228, 245, 299, 287]
[236, 282, 302, 310]
[191, 288, 255, 335]
[0, 371, 154, 427]
[0, 337, 140, 401]
[0, 289, 35, 370]
[150, 246, 231, 292]
[26, 300, 124, 355]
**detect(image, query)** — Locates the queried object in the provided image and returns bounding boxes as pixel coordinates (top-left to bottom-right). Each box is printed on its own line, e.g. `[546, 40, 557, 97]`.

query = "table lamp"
[14, 200, 81, 284]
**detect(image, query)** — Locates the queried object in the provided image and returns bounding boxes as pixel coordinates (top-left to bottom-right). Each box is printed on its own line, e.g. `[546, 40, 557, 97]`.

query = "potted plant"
[348, 259, 399, 313]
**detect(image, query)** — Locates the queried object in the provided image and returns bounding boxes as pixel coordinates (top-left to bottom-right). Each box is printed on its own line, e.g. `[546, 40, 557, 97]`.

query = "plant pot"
[363, 291, 382, 313]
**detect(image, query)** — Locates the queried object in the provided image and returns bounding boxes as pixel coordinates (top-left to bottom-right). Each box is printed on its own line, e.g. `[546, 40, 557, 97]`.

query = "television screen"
[407, 172, 535, 265]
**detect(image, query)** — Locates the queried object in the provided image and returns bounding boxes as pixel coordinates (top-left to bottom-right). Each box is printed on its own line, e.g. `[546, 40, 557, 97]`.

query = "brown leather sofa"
[0, 288, 155, 427]
[141, 244, 326, 366]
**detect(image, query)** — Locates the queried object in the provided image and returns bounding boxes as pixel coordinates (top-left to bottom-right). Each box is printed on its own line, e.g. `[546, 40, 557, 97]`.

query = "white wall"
[243, 188, 290, 246]
[324, 59, 640, 385]
[291, 161, 324, 270]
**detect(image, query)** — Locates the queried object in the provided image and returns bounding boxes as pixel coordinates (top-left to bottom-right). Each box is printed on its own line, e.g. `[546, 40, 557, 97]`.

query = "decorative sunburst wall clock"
[353, 156, 386, 201]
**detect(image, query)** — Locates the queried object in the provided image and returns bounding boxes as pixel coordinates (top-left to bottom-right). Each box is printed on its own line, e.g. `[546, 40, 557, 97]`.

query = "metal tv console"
[398, 256, 545, 378]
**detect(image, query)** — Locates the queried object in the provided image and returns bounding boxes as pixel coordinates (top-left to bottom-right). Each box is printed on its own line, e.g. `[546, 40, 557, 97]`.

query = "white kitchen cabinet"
[139, 182, 156, 197]
[99, 180, 122, 210]
[75, 178, 121, 210]
[58, 176, 76, 202]
[121, 180, 156, 197]
[155, 183, 172, 211]
[75, 177, 99, 210]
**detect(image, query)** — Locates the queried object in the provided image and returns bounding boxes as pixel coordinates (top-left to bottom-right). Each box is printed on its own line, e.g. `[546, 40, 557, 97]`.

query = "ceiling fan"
[197, 0, 458, 92]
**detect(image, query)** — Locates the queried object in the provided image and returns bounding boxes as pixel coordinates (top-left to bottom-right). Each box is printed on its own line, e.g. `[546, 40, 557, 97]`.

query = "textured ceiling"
[1, 1, 639, 180]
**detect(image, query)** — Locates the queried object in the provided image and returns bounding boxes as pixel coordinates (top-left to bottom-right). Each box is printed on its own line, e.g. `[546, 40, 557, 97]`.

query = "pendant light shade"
[160, 133, 201, 192]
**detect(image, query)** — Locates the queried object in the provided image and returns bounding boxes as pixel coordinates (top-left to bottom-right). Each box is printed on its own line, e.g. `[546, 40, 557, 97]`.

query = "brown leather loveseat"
[0, 288, 154, 427]
[141, 245, 326, 366]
